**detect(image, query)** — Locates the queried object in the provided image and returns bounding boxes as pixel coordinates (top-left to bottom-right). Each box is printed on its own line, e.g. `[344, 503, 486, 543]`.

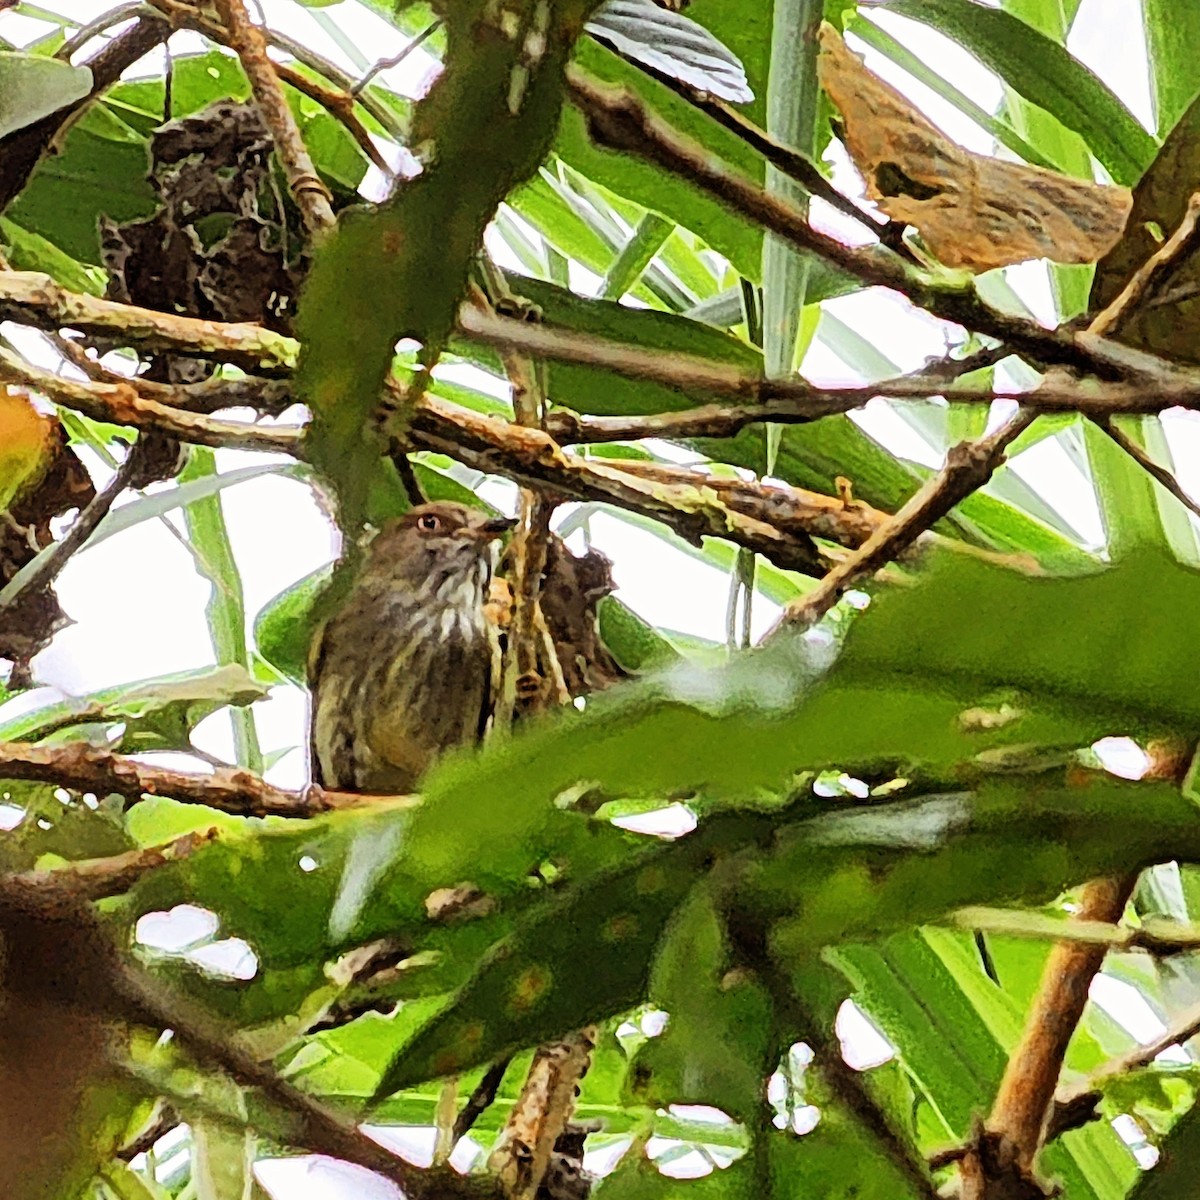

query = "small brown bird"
[309, 502, 515, 793]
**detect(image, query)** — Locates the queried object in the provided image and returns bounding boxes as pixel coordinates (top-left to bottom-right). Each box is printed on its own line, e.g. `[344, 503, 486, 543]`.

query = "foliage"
[5, 2, 1200, 1200]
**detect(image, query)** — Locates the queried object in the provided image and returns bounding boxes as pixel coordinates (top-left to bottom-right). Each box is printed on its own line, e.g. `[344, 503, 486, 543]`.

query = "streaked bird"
[309, 502, 515, 793]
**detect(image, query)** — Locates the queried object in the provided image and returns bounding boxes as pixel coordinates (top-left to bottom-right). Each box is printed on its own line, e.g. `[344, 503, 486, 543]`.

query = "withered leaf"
[818, 24, 1131, 272]
[1091, 91, 1200, 364]
[0, 401, 95, 676]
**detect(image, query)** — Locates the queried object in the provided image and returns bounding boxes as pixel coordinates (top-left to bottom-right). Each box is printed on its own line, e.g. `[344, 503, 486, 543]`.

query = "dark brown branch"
[0, 875, 491, 1200]
[212, 0, 336, 236]
[564, 67, 1195, 386]
[453, 1057, 514, 1143]
[1094, 417, 1200, 525]
[621, 55, 913, 260]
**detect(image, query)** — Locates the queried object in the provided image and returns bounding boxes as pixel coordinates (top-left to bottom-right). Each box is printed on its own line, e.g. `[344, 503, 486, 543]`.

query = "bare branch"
[0, 271, 297, 371]
[0, 740, 398, 819]
[959, 875, 1137, 1200]
[0, 348, 301, 454]
[768, 407, 1037, 634]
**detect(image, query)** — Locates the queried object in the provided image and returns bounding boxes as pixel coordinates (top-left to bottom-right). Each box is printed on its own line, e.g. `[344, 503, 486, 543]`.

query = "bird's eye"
[417, 514, 441, 532]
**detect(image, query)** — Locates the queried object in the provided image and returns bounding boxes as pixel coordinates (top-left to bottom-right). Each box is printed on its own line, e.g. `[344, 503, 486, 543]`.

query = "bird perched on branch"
[309, 502, 515, 793]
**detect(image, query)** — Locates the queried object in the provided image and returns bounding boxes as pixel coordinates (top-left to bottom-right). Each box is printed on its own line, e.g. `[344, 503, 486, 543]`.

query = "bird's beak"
[477, 516, 517, 539]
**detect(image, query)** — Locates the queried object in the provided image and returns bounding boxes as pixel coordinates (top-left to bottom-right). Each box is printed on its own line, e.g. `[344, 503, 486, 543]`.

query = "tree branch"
[960, 874, 1137, 1200]
[0, 347, 301, 454]
[564, 67, 1200, 388]
[767, 407, 1037, 634]
[0, 740, 392, 819]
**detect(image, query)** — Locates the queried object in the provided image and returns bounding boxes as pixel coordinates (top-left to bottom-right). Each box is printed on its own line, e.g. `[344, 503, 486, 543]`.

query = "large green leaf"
[556, 28, 769, 279]
[298, 0, 605, 533]
[0, 52, 91, 139]
[399, 550, 1200, 899]
[1144, 0, 1200, 137]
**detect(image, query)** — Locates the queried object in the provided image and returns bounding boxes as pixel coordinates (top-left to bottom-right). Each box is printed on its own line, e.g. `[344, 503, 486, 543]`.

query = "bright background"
[0, 0, 1188, 1194]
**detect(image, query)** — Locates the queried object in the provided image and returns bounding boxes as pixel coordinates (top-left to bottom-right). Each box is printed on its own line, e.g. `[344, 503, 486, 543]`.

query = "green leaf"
[1144, 0, 1200, 137]
[181, 449, 262, 773]
[601, 212, 673, 299]
[1129, 1095, 1200, 1199]
[402, 550, 1200, 901]
[0, 52, 90, 138]
[373, 813, 770, 1093]
[0, 217, 103, 294]
[297, 0, 604, 533]
[0, 664, 268, 754]
[1081, 418, 1167, 559]
[882, 0, 1156, 185]
[761, 778, 1200, 957]
[630, 883, 775, 1123]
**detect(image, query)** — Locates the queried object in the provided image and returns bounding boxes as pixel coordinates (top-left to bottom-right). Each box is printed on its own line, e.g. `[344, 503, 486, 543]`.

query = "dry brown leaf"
[1091, 91, 1200, 364]
[818, 24, 1131, 272]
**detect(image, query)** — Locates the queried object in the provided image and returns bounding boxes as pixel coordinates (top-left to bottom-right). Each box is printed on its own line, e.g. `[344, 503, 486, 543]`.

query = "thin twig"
[0, 740, 403, 819]
[58, 2, 145, 60]
[1093, 417, 1200, 524]
[1055, 994, 1200, 1111]
[212, 0, 335, 236]
[949, 906, 1200, 956]
[353, 20, 442, 95]
[146, 0, 405, 143]
[453, 1057, 514, 1143]
[767, 407, 1037, 634]
[622, 55, 913, 260]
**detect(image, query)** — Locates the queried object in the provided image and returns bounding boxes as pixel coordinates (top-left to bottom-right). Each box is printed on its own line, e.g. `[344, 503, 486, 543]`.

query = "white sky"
[0, 0, 1191, 1193]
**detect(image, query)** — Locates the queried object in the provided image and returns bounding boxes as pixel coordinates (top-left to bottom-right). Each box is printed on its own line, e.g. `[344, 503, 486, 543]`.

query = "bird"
[308, 502, 515, 793]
